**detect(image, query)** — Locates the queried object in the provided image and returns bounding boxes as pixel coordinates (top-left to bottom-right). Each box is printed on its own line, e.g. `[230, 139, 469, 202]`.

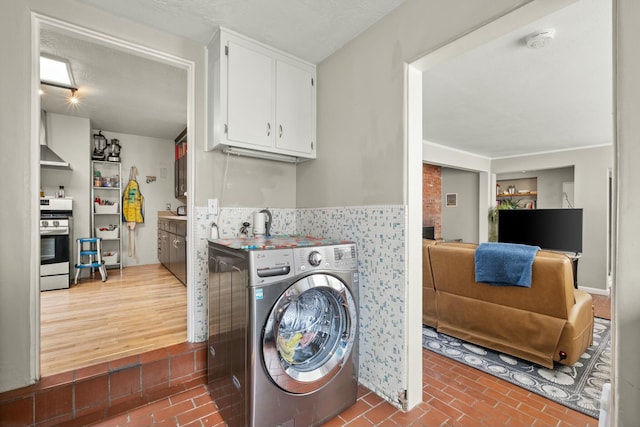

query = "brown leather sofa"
[423, 240, 594, 368]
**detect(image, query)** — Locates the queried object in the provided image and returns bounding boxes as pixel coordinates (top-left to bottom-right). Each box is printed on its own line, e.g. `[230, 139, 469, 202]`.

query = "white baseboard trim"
[580, 286, 610, 296]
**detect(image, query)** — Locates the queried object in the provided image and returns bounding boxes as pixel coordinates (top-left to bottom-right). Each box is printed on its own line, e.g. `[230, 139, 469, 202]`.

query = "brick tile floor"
[91, 295, 609, 427]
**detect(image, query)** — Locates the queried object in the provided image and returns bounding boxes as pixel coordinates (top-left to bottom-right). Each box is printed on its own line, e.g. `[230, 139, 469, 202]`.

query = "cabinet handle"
[279, 125, 283, 138]
[267, 123, 271, 136]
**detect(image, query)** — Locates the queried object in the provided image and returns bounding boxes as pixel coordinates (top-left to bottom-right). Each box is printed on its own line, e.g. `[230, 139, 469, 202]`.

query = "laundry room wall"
[298, 0, 538, 410]
[95, 130, 180, 267]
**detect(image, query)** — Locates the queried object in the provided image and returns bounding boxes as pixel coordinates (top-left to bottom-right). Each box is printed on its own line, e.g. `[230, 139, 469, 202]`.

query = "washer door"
[262, 273, 357, 394]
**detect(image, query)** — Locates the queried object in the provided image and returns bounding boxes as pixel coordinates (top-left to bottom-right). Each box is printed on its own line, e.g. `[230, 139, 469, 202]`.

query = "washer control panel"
[294, 244, 357, 273]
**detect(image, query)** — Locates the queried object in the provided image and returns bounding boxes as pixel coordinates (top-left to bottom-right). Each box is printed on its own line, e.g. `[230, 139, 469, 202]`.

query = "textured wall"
[297, 206, 406, 407]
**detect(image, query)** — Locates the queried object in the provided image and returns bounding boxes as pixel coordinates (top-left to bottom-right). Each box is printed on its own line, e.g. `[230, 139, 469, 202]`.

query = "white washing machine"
[208, 238, 359, 427]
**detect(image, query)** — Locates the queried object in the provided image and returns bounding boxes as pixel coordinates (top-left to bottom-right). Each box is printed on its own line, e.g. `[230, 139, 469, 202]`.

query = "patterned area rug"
[422, 317, 611, 418]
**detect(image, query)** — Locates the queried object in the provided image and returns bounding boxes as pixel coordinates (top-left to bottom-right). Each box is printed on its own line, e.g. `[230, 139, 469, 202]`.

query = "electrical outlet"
[208, 198, 219, 215]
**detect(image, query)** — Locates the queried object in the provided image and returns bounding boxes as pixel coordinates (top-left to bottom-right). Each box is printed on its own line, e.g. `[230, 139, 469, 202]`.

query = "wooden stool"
[74, 237, 107, 284]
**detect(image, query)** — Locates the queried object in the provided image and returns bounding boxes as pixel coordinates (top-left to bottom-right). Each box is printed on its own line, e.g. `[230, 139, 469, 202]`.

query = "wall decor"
[446, 193, 457, 207]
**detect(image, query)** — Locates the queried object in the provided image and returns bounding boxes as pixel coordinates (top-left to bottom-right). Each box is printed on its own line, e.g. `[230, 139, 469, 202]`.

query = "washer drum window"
[262, 274, 357, 394]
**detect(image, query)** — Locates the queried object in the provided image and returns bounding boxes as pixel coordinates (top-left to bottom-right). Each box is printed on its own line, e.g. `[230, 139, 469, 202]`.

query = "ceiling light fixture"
[525, 29, 556, 49]
[68, 89, 79, 105]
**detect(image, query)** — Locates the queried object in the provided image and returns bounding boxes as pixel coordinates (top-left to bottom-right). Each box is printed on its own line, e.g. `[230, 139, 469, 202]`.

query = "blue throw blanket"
[474, 242, 540, 287]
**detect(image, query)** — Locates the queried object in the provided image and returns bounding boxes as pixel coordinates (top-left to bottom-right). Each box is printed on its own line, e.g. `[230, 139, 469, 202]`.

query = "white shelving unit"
[91, 161, 123, 269]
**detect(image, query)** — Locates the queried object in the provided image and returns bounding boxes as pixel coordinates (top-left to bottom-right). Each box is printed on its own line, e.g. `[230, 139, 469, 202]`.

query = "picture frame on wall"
[446, 193, 457, 207]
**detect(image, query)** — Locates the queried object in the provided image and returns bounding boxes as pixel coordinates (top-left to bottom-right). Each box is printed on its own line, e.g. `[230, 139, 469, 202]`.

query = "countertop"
[158, 211, 187, 221]
[208, 235, 352, 250]
[162, 215, 187, 221]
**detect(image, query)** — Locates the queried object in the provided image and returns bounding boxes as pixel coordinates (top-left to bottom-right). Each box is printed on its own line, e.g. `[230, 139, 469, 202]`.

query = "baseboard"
[580, 285, 610, 296]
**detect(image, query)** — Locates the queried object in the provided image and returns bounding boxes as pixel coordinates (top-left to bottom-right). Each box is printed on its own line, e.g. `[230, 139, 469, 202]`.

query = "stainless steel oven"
[40, 198, 73, 291]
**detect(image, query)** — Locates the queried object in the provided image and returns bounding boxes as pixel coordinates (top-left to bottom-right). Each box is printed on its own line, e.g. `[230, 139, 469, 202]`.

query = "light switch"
[208, 198, 219, 215]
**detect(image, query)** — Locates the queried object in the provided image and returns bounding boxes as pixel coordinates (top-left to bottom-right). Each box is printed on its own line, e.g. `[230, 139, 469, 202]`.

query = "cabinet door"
[169, 233, 178, 277]
[159, 230, 169, 267]
[175, 235, 187, 285]
[178, 156, 186, 198]
[275, 60, 315, 156]
[226, 41, 273, 149]
[174, 161, 180, 199]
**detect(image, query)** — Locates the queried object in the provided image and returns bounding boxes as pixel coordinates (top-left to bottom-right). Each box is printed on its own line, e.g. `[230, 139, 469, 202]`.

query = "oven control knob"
[53, 220, 60, 227]
[42, 221, 48, 227]
[308, 251, 322, 267]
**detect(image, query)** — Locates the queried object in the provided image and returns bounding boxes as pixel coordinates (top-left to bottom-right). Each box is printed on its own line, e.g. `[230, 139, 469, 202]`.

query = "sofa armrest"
[554, 290, 594, 365]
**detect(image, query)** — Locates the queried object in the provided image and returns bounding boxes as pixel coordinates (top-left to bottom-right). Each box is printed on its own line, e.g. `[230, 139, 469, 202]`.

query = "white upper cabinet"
[275, 60, 314, 155]
[207, 28, 316, 161]
[226, 41, 273, 149]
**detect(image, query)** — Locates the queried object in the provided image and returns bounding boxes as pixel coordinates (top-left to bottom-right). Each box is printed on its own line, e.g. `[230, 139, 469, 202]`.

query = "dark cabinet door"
[174, 156, 187, 199]
[157, 229, 170, 267]
[174, 235, 187, 285]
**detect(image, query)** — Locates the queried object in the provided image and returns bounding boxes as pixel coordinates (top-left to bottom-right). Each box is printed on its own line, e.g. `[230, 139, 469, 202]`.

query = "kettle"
[253, 209, 272, 236]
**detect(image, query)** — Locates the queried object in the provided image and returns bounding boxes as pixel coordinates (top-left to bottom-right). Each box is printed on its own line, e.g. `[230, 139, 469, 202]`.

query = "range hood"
[40, 111, 71, 170]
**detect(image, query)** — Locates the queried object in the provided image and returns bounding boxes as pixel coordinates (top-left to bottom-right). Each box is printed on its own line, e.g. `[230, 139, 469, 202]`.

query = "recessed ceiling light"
[525, 29, 556, 49]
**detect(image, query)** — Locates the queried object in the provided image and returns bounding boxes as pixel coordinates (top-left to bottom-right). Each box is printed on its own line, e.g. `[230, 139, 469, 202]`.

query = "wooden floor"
[40, 264, 187, 376]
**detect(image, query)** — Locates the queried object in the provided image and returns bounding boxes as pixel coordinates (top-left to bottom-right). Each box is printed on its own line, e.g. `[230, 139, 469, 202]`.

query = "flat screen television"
[498, 208, 583, 254]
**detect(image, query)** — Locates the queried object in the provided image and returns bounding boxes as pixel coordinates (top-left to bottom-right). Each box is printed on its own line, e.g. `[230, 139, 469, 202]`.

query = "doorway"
[34, 14, 195, 377]
[406, 0, 614, 411]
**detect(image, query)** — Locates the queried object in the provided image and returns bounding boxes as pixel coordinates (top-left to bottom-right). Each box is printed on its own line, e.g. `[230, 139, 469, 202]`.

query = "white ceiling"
[40, 27, 188, 139]
[41, 0, 612, 155]
[422, 0, 613, 158]
[75, 0, 407, 64]
[41, 0, 407, 140]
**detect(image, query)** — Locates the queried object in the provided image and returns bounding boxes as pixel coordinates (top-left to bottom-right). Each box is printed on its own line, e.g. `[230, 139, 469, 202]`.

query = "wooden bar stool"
[74, 237, 107, 284]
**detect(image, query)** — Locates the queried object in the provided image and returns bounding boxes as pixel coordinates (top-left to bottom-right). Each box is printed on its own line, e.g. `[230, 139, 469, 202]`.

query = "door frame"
[30, 12, 197, 378]
[405, 0, 587, 410]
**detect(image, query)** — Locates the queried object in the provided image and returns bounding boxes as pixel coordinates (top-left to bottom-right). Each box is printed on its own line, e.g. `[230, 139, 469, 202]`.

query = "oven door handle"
[40, 228, 69, 235]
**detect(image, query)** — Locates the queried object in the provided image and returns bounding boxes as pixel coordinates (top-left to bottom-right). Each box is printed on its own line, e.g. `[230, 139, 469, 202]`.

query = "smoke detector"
[525, 29, 556, 49]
